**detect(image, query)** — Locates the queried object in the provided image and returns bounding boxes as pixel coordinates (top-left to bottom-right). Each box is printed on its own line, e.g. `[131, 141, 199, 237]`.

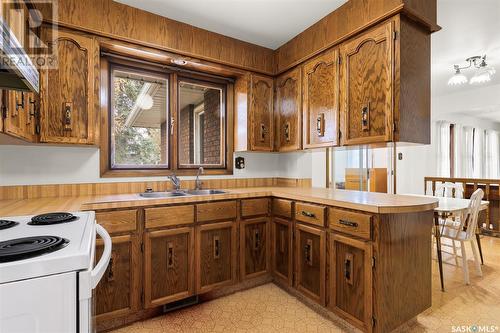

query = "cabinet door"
[240, 217, 269, 280]
[3, 91, 28, 140]
[340, 21, 394, 145]
[329, 233, 372, 332]
[249, 74, 273, 151]
[271, 217, 293, 287]
[276, 67, 302, 151]
[39, 28, 98, 144]
[196, 221, 237, 293]
[144, 227, 194, 308]
[302, 49, 339, 148]
[295, 223, 326, 305]
[95, 234, 141, 322]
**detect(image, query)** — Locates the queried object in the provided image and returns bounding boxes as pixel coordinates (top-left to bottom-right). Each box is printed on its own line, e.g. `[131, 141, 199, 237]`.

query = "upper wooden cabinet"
[275, 67, 302, 151]
[234, 73, 274, 152]
[340, 17, 431, 146]
[39, 28, 99, 144]
[302, 49, 339, 148]
[2, 91, 36, 141]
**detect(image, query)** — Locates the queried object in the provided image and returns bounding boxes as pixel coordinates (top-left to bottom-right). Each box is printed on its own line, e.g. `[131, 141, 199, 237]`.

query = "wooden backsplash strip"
[0, 178, 311, 200]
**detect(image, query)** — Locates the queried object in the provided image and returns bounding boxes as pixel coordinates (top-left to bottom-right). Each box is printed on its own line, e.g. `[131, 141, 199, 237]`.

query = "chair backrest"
[460, 188, 484, 239]
[443, 182, 464, 198]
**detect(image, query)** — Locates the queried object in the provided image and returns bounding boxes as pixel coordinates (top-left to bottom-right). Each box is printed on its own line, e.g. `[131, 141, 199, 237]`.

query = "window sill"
[100, 168, 233, 178]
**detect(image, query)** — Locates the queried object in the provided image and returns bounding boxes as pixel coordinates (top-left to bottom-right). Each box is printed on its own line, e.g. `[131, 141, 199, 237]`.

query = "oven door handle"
[91, 224, 112, 289]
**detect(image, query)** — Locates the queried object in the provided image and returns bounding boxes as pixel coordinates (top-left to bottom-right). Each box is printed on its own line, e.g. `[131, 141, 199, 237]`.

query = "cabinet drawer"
[241, 198, 269, 218]
[329, 208, 372, 240]
[96, 210, 137, 234]
[295, 203, 326, 227]
[145, 205, 195, 229]
[197, 201, 237, 223]
[272, 199, 292, 219]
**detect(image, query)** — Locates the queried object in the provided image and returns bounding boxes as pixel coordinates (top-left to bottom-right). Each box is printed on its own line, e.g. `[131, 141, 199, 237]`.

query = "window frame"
[99, 54, 234, 178]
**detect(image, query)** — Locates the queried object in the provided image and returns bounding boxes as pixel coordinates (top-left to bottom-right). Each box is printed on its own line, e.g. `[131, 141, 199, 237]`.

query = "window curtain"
[485, 130, 500, 179]
[454, 125, 474, 178]
[436, 121, 451, 177]
[472, 128, 485, 178]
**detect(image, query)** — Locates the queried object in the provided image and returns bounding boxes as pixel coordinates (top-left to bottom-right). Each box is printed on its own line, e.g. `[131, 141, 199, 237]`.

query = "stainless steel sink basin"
[139, 191, 187, 198]
[184, 189, 226, 195]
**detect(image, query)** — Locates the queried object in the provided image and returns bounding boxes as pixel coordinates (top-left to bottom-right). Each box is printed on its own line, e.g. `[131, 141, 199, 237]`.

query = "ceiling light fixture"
[448, 55, 495, 86]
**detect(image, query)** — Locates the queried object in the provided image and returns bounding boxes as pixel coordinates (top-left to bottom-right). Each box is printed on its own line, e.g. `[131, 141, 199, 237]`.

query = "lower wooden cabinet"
[95, 234, 141, 322]
[240, 217, 269, 280]
[295, 223, 326, 305]
[271, 217, 293, 286]
[329, 233, 372, 332]
[144, 227, 195, 308]
[196, 221, 237, 293]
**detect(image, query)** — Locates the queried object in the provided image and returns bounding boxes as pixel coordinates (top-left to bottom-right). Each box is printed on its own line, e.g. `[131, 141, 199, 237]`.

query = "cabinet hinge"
[35, 124, 40, 135]
[392, 122, 397, 133]
[372, 316, 377, 328]
[372, 256, 376, 268]
[339, 130, 342, 142]
[1, 105, 6, 119]
[393, 31, 398, 40]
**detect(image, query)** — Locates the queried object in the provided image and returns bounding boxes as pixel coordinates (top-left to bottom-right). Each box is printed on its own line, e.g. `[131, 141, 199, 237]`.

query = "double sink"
[139, 189, 226, 198]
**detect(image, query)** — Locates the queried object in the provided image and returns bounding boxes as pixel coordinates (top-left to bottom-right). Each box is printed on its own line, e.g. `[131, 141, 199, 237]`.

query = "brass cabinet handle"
[167, 242, 174, 269]
[301, 210, 316, 218]
[27, 97, 36, 125]
[344, 253, 354, 285]
[284, 122, 290, 142]
[15, 92, 24, 114]
[213, 235, 220, 259]
[339, 220, 359, 228]
[63, 102, 72, 131]
[304, 239, 313, 266]
[316, 113, 325, 137]
[107, 254, 115, 282]
[253, 228, 260, 251]
[361, 102, 370, 131]
[260, 123, 266, 142]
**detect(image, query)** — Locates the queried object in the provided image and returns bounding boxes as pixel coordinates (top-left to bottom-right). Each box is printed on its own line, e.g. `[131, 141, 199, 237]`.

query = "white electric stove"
[0, 211, 112, 333]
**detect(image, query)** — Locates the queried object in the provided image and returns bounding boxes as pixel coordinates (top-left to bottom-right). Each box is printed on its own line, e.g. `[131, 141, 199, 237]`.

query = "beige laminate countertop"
[0, 187, 438, 217]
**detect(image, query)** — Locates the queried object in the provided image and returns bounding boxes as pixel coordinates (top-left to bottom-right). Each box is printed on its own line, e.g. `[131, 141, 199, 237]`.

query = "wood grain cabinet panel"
[39, 27, 98, 144]
[271, 217, 293, 287]
[96, 209, 137, 234]
[144, 227, 195, 308]
[196, 201, 237, 223]
[295, 202, 326, 227]
[329, 233, 372, 332]
[196, 221, 237, 293]
[275, 67, 302, 151]
[329, 208, 373, 241]
[2, 91, 33, 141]
[241, 198, 269, 218]
[302, 48, 339, 148]
[95, 234, 141, 322]
[295, 223, 326, 305]
[249, 74, 274, 151]
[145, 205, 195, 229]
[340, 21, 394, 146]
[240, 217, 269, 280]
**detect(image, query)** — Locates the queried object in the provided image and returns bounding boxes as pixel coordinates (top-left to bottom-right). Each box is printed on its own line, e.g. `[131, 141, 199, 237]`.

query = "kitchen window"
[101, 53, 233, 177]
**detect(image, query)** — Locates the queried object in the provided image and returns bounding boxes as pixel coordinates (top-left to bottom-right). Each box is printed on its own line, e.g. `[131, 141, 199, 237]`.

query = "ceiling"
[114, 0, 347, 49]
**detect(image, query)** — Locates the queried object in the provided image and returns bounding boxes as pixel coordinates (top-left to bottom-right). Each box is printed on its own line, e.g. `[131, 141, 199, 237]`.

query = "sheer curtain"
[454, 125, 474, 177]
[485, 130, 500, 178]
[436, 121, 451, 177]
[472, 129, 485, 178]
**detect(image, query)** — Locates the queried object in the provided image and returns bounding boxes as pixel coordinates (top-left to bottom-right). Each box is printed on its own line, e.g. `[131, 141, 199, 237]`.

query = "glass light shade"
[137, 93, 154, 110]
[448, 71, 468, 86]
[470, 67, 492, 85]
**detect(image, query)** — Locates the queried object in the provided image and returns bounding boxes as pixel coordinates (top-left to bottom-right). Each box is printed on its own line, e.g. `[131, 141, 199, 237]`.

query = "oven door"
[78, 224, 112, 333]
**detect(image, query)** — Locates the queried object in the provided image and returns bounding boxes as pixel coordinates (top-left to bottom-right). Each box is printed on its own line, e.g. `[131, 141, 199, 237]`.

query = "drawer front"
[241, 198, 270, 218]
[96, 210, 137, 234]
[197, 201, 237, 223]
[295, 203, 326, 227]
[272, 199, 292, 219]
[329, 208, 372, 240]
[145, 205, 195, 229]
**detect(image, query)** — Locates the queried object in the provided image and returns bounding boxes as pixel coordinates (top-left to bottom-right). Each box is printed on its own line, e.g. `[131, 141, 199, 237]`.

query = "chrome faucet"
[167, 174, 181, 191]
[195, 167, 204, 190]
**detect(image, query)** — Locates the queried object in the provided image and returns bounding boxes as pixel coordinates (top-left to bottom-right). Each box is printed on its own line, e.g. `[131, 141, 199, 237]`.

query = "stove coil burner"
[0, 236, 69, 262]
[29, 212, 78, 225]
[0, 220, 19, 230]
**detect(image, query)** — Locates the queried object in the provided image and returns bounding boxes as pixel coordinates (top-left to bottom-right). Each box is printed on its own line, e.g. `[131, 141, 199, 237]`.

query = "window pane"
[111, 68, 168, 168]
[178, 80, 225, 167]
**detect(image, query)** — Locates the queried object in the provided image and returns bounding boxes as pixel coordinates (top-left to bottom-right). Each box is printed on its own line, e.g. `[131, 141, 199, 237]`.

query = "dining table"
[408, 195, 489, 291]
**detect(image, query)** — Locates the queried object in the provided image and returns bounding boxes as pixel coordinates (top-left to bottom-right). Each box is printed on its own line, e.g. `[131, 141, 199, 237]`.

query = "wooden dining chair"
[439, 189, 484, 285]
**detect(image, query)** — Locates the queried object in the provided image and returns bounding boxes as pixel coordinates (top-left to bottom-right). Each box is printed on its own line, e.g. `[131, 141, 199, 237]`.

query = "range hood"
[0, 18, 39, 93]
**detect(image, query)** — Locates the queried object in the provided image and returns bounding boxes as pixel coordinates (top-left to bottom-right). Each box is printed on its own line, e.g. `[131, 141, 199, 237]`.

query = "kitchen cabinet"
[340, 17, 431, 146]
[302, 48, 339, 149]
[240, 217, 269, 280]
[196, 221, 237, 293]
[275, 67, 302, 151]
[39, 27, 99, 144]
[95, 234, 141, 322]
[271, 217, 293, 287]
[329, 233, 372, 332]
[234, 73, 274, 151]
[294, 223, 326, 305]
[144, 227, 195, 308]
[2, 91, 36, 141]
